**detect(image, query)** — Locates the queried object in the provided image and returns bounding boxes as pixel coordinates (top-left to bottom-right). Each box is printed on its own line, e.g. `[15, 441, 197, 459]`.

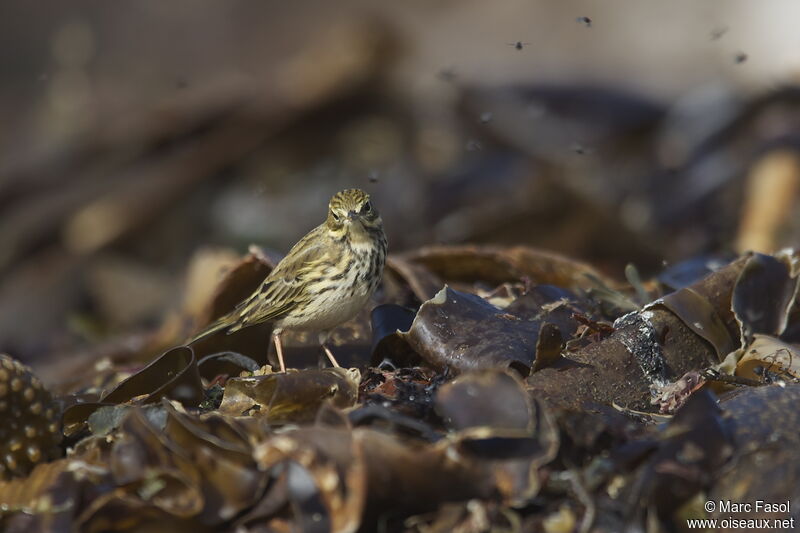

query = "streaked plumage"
[188, 188, 387, 372]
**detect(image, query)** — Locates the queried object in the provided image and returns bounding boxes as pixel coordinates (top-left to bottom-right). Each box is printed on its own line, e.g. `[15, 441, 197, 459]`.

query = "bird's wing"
[228, 225, 333, 329]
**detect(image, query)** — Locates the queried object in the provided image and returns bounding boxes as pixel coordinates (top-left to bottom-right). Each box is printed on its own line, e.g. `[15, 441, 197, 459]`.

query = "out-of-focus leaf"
[107, 409, 202, 516]
[710, 384, 800, 523]
[435, 370, 532, 432]
[403, 500, 521, 533]
[0, 459, 83, 531]
[397, 245, 611, 292]
[504, 284, 588, 325]
[188, 247, 275, 363]
[87, 404, 168, 437]
[624, 390, 733, 524]
[476, 281, 527, 309]
[657, 254, 734, 291]
[74, 402, 268, 529]
[384, 256, 444, 304]
[161, 405, 265, 525]
[448, 402, 559, 505]
[582, 273, 640, 318]
[249, 427, 366, 533]
[736, 150, 800, 255]
[180, 247, 243, 322]
[435, 370, 559, 505]
[624, 263, 651, 306]
[348, 404, 442, 442]
[357, 428, 495, 521]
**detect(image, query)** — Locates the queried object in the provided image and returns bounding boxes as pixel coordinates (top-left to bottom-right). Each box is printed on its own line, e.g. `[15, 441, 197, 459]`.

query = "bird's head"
[326, 188, 382, 239]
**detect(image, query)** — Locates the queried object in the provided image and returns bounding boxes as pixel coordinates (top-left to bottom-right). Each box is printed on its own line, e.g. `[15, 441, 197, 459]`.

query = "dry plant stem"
[736, 150, 800, 254]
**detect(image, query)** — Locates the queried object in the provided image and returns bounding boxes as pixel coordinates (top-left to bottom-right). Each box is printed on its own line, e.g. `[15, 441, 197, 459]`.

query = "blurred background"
[2, 0, 800, 372]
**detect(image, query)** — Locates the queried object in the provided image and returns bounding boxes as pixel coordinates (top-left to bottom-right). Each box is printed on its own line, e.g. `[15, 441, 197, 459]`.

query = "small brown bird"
[189, 189, 387, 372]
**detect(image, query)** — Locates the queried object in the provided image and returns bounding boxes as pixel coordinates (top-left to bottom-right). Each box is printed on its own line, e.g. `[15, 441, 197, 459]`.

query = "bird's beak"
[347, 210, 358, 220]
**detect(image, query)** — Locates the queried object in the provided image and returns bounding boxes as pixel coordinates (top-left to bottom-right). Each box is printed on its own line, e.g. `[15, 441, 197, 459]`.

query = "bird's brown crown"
[326, 188, 381, 231]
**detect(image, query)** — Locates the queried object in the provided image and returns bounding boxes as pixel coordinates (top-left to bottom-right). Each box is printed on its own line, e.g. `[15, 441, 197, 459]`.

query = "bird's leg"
[272, 329, 286, 373]
[323, 346, 341, 368]
[319, 330, 340, 368]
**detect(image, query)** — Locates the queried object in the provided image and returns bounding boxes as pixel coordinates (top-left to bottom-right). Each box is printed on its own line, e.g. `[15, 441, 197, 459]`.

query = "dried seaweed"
[218, 368, 360, 422]
[527, 255, 749, 411]
[735, 334, 800, 381]
[397, 245, 612, 292]
[732, 253, 798, 345]
[19, 10, 800, 530]
[652, 287, 736, 362]
[369, 304, 420, 367]
[400, 286, 540, 375]
[623, 390, 733, 525]
[62, 346, 204, 436]
[710, 384, 800, 517]
[3, 243, 800, 531]
[435, 370, 533, 432]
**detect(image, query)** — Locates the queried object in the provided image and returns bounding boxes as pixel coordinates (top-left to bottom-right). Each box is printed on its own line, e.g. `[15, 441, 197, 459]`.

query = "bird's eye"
[331, 212, 341, 222]
[362, 201, 372, 214]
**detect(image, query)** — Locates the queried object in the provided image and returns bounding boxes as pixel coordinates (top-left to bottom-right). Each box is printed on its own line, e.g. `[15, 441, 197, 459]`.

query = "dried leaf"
[398, 245, 610, 291]
[401, 286, 540, 375]
[369, 304, 420, 367]
[732, 253, 798, 345]
[650, 287, 736, 362]
[197, 351, 261, 381]
[63, 346, 203, 436]
[735, 334, 800, 380]
[219, 368, 360, 423]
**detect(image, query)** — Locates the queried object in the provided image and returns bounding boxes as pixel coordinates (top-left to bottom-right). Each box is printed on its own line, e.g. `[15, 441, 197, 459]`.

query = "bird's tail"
[185, 313, 237, 344]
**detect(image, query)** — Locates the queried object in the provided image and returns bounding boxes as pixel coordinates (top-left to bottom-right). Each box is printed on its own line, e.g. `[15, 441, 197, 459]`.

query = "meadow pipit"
[189, 188, 387, 372]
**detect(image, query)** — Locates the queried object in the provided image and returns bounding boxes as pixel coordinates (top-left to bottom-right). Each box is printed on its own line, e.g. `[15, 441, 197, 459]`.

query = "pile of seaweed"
[1, 244, 798, 532]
